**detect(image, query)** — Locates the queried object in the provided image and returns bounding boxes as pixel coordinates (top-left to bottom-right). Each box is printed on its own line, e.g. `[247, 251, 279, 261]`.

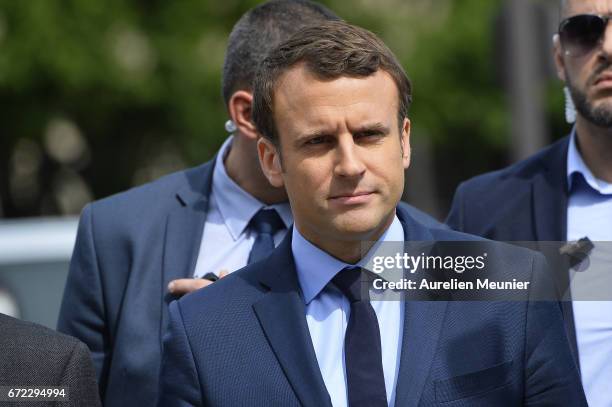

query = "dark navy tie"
[333, 266, 387, 407]
[247, 209, 285, 265]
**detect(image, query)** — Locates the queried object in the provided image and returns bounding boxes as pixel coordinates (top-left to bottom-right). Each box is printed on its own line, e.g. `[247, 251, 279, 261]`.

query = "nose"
[600, 20, 612, 57]
[333, 134, 366, 178]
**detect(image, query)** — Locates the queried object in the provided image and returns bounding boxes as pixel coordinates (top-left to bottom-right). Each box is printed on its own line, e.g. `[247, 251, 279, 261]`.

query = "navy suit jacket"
[445, 136, 581, 364]
[159, 206, 586, 406]
[57, 158, 442, 407]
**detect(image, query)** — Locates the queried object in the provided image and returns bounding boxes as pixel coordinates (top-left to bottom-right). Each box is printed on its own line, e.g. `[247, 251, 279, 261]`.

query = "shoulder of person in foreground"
[158, 261, 270, 406]
[0, 313, 101, 406]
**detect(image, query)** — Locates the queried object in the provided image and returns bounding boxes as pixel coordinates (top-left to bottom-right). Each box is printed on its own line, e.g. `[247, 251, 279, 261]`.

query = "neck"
[297, 212, 395, 264]
[575, 117, 612, 183]
[224, 134, 288, 204]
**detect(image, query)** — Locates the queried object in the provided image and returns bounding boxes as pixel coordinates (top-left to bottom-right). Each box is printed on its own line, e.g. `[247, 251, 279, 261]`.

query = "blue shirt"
[566, 129, 612, 407]
[193, 136, 292, 278]
[292, 216, 404, 407]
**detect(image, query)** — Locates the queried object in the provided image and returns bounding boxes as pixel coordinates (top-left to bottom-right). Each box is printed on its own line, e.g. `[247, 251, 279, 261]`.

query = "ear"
[228, 90, 259, 140]
[257, 137, 284, 188]
[553, 34, 567, 82]
[401, 118, 411, 169]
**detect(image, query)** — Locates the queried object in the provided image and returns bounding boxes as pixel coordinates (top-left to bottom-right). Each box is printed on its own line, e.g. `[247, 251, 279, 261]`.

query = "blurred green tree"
[0, 0, 562, 218]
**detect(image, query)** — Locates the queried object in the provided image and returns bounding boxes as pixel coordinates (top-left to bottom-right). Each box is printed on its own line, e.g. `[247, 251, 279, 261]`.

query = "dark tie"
[332, 267, 387, 407]
[247, 209, 285, 265]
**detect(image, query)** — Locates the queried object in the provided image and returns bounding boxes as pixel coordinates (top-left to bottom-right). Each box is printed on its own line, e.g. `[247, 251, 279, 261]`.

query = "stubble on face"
[567, 61, 612, 127]
[561, 0, 612, 128]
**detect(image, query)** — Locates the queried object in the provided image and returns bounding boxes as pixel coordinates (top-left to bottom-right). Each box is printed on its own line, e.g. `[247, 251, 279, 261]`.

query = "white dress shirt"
[566, 130, 612, 407]
[292, 216, 404, 407]
[192, 136, 292, 279]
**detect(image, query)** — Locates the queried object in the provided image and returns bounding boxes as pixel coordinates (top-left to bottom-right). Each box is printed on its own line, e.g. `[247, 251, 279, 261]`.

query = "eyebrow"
[293, 122, 392, 148]
[351, 122, 391, 135]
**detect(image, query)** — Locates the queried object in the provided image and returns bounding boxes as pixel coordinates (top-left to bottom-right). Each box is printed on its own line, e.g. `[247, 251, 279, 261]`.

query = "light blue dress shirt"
[292, 216, 404, 407]
[566, 130, 612, 407]
[193, 136, 292, 278]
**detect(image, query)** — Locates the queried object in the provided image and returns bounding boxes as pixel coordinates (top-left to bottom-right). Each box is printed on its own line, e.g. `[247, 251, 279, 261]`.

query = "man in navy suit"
[57, 1, 440, 406]
[447, 1, 612, 405]
[159, 21, 586, 406]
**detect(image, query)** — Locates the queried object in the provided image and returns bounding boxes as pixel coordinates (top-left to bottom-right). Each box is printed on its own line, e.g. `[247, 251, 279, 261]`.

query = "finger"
[219, 269, 229, 278]
[168, 278, 214, 296]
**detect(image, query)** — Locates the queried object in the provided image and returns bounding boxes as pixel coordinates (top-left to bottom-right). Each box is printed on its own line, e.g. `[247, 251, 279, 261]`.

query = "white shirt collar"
[212, 136, 292, 240]
[567, 128, 612, 195]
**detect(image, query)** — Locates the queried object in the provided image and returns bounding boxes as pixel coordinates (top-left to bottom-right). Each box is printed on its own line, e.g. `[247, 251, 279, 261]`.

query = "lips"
[328, 190, 375, 205]
[593, 71, 612, 86]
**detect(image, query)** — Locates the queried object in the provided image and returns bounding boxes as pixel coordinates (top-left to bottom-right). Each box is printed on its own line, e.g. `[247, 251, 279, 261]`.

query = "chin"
[330, 213, 390, 240]
[594, 102, 612, 114]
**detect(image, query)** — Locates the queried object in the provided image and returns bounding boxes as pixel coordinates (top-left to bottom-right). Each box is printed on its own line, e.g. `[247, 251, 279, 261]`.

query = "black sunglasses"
[558, 14, 612, 56]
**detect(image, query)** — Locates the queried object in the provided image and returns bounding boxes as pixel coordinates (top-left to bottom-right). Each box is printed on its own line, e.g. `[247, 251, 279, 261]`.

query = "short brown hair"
[252, 20, 412, 143]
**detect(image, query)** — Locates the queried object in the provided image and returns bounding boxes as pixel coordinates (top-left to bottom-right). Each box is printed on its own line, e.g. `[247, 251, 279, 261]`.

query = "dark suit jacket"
[445, 137, 582, 364]
[159, 206, 586, 406]
[0, 313, 100, 407]
[57, 158, 442, 407]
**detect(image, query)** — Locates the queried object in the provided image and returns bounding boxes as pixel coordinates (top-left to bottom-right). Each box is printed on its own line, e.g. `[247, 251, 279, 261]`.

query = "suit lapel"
[394, 209, 448, 406]
[162, 202, 208, 297]
[531, 168, 567, 292]
[252, 236, 332, 407]
[531, 137, 569, 242]
[529, 137, 580, 368]
[531, 176, 567, 242]
[161, 161, 215, 333]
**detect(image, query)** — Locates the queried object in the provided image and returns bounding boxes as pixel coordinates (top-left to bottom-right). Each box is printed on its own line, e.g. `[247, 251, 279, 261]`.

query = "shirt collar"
[567, 128, 612, 195]
[292, 214, 405, 304]
[212, 136, 292, 240]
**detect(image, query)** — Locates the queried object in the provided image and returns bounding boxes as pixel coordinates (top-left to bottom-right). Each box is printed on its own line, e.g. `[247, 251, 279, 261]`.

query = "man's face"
[555, 0, 612, 126]
[258, 64, 410, 249]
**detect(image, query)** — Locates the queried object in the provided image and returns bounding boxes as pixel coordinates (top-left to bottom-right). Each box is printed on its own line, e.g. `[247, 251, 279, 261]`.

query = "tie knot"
[332, 266, 370, 303]
[250, 209, 284, 235]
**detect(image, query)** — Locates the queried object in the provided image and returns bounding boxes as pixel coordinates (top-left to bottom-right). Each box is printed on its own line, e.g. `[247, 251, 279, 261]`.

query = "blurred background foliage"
[0, 0, 568, 219]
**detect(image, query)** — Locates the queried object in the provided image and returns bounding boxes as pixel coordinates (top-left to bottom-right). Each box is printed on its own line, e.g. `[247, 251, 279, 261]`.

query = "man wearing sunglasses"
[447, 1, 612, 406]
